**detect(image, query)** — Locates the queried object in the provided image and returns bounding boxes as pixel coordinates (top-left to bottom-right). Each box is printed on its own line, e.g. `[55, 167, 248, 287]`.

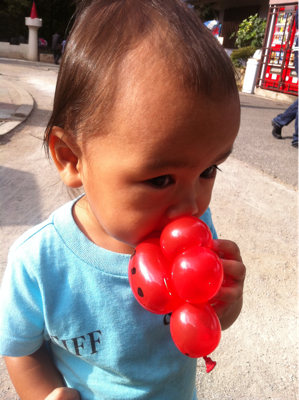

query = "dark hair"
[44, 0, 238, 153]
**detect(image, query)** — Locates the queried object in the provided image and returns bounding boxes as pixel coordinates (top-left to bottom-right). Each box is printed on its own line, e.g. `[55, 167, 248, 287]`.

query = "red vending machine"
[256, 1, 298, 95]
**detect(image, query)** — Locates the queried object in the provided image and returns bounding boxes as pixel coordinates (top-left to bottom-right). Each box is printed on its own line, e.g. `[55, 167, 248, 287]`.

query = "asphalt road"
[237, 92, 297, 189]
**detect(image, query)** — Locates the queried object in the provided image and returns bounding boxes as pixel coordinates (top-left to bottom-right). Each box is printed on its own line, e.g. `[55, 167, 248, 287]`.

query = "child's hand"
[210, 239, 246, 330]
[44, 387, 80, 400]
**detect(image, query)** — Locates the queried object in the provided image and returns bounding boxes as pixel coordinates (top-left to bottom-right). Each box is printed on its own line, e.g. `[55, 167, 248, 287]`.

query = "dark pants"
[273, 51, 298, 145]
[274, 99, 298, 145]
[53, 50, 61, 64]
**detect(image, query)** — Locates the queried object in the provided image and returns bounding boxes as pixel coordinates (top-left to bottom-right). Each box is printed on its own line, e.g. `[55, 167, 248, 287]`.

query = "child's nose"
[166, 188, 199, 220]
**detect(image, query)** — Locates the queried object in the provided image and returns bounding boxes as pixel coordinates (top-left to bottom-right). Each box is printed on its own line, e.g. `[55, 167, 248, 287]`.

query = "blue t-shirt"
[0, 198, 217, 400]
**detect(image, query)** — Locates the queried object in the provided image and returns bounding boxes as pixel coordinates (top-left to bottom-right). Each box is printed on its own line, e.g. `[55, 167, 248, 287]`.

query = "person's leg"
[273, 49, 298, 142]
[274, 100, 298, 127]
[54, 50, 59, 64]
[292, 106, 298, 147]
[294, 50, 298, 147]
[294, 49, 298, 77]
[272, 99, 298, 139]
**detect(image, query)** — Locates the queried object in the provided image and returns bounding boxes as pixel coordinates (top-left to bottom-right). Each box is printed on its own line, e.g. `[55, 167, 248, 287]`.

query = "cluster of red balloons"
[128, 216, 224, 371]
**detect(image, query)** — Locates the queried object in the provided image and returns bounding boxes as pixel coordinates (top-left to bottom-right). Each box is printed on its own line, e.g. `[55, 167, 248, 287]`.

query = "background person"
[272, 8, 298, 149]
[52, 32, 62, 65]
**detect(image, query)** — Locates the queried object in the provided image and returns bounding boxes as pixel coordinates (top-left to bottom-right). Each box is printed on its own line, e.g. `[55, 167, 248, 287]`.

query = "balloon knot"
[203, 356, 217, 373]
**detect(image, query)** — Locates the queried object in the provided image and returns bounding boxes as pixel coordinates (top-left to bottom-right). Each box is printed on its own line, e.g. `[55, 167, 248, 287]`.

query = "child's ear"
[49, 127, 83, 188]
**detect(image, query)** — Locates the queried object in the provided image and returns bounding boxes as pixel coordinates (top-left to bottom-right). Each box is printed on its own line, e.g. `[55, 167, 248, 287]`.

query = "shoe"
[292, 142, 298, 148]
[272, 119, 282, 139]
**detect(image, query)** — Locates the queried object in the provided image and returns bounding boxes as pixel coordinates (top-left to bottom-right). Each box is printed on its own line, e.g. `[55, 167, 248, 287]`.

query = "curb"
[0, 80, 34, 136]
[255, 87, 297, 104]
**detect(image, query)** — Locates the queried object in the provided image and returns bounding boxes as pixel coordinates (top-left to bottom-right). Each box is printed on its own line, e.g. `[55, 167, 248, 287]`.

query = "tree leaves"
[0, 0, 76, 45]
[230, 14, 266, 49]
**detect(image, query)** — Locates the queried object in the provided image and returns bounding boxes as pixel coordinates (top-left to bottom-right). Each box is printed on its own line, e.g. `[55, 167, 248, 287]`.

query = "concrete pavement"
[0, 79, 33, 136]
[0, 58, 297, 400]
[0, 58, 60, 137]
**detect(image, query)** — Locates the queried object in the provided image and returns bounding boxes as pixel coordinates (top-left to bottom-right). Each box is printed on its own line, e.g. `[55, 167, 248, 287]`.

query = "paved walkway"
[0, 77, 33, 135]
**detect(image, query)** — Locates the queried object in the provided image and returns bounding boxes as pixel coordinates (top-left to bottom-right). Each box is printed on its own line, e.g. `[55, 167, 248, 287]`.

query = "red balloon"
[160, 216, 212, 261]
[172, 247, 223, 304]
[170, 302, 221, 358]
[129, 217, 224, 365]
[128, 238, 182, 314]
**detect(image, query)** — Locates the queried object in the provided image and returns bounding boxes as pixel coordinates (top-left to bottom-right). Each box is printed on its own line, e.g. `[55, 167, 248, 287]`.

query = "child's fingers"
[211, 239, 242, 261]
[211, 301, 232, 319]
[211, 284, 242, 303]
[211, 261, 246, 303]
[220, 259, 246, 282]
[209, 240, 245, 323]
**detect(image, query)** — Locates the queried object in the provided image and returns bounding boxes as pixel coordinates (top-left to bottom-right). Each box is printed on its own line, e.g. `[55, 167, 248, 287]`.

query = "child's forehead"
[83, 45, 239, 166]
[114, 40, 238, 115]
[85, 87, 239, 175]
[119, 35, 176, 87]
[115, 46, 193, 111]
[111, 51, 239, 136]
[102, 81, 239, 156]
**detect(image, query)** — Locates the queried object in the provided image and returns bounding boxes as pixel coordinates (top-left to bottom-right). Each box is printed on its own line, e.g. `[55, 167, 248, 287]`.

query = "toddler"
[0, 1, 246, 399]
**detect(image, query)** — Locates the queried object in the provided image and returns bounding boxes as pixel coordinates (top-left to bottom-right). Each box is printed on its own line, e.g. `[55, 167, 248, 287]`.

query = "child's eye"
[148, 175, 173, 188]
[200, 165, 221, 179]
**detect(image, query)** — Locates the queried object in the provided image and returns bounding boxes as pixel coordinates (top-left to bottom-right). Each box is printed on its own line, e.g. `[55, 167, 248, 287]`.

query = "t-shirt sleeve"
[0, 248, 44, 357]
[199, 207, 218, 239]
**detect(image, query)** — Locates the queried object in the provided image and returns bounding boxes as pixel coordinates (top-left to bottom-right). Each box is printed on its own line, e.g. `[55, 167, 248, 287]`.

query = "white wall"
[0, 42, 28, 60]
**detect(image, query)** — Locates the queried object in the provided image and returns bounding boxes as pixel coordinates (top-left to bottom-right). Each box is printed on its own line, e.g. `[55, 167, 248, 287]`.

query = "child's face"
[75, 57, 240, 253]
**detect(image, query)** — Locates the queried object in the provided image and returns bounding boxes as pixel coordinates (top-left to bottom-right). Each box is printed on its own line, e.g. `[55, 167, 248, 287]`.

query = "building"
[201, 0, 269, 48]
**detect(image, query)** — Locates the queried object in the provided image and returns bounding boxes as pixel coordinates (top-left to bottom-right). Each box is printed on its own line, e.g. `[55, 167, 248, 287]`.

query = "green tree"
[0, 0, 76, 46]
[230, 14, 266, 49]
[37, 0, 76, 46]
[188, 1, 218, 21]
[0, 0, 31, 40]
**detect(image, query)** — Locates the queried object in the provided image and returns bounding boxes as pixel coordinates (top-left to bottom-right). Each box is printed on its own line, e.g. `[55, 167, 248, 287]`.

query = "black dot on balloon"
[185, 353, 189, 357]
[130, 249, 136, 260]
[163, 313, 172, 325]
[137, 287, 144, 297]
[131, 267, 136, 275]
